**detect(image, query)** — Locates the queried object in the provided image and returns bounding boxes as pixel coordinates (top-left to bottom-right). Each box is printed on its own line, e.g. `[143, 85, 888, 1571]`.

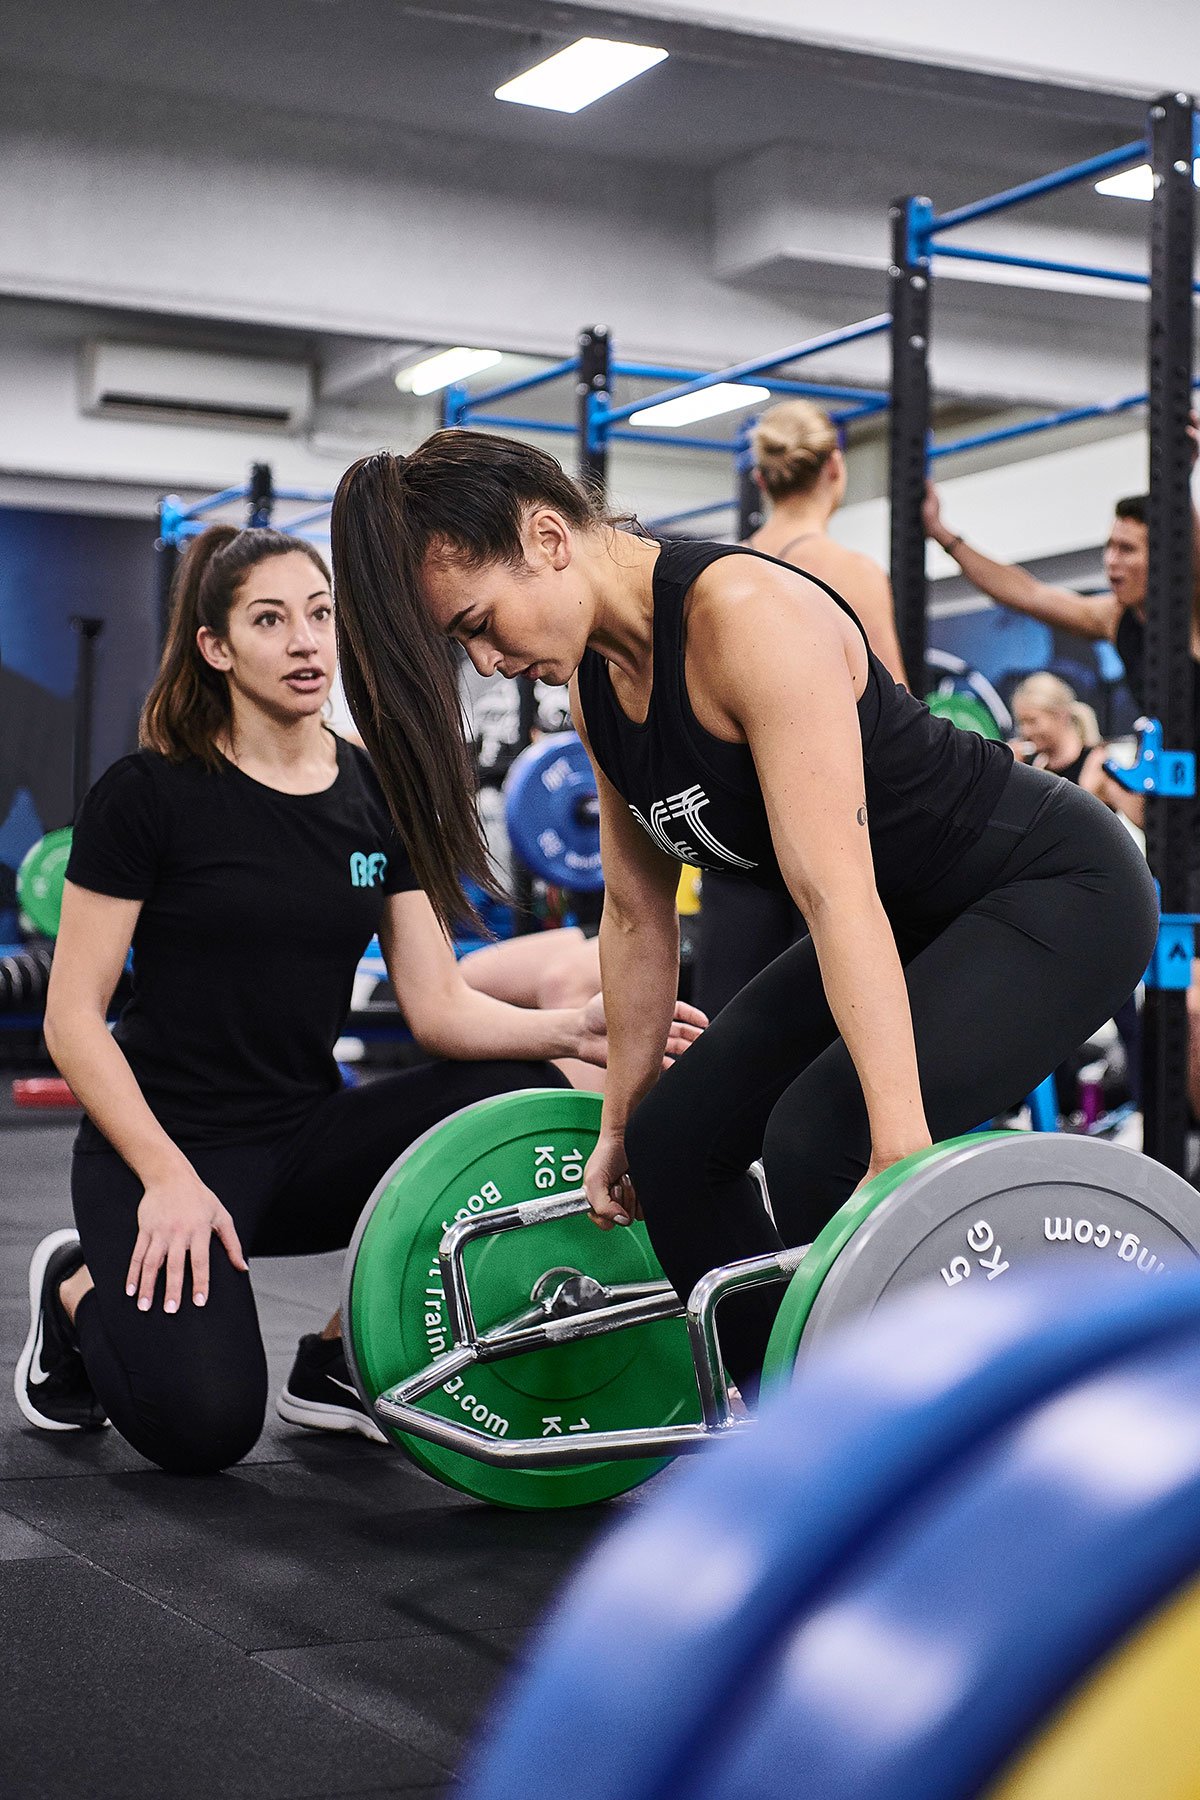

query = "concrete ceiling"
[0, 0, 1149, 176]
[0, 0, 1192, 515]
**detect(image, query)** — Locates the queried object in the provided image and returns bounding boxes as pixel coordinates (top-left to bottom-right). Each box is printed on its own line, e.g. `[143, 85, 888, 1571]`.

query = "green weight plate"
[16, 828, 73, 939]
[761, 1133, 1012, 1387]
[925, 690, 1004, 740]
[343, 1088, 699, 1508]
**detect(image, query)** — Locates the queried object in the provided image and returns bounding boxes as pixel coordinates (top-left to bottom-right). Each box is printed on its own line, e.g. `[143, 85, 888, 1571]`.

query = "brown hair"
[1114, 494, 1148, 527]
[331, 430, 607, 931]
[141, 525, 331, 770]
[751, 399, 839, 500]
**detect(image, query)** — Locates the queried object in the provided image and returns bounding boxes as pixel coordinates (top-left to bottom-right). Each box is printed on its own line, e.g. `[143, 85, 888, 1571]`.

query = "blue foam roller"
[691, 1322, 1200, 1800]
[461, 1273, 1200, 1800]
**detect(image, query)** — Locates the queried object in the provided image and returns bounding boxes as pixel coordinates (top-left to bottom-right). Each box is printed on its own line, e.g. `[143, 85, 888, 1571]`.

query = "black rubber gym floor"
[0, 1108, 624, 1799]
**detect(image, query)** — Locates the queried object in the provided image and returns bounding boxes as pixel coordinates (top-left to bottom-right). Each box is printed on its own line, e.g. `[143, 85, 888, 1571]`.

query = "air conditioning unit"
[79, 341, 314, 433]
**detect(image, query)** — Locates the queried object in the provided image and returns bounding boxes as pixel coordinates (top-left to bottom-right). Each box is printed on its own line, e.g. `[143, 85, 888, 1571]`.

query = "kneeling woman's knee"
[131, 1373, 265, 1476]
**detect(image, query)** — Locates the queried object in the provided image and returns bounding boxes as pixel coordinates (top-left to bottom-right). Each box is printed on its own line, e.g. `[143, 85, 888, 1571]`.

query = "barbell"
[341, 1087, 1200, 1511]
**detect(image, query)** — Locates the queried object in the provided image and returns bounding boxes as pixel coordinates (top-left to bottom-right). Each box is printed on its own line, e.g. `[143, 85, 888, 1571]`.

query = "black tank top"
[577, 539, 1013, 901]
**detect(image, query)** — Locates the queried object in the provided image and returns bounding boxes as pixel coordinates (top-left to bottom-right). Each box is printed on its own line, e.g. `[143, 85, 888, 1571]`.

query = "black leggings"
[627, 765, 1160, 1390]
[694, 872, 806, 1016]
[71, 1058, 567, 1474]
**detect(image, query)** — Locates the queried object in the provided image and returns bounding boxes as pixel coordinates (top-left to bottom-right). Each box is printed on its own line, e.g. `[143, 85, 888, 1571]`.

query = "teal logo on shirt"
[350, 851, 388, 888]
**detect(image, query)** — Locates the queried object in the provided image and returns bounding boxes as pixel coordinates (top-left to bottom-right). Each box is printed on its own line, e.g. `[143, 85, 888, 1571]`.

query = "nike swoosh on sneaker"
[327, 1376, 361, 1398]
[28, 1320, 51, 1388]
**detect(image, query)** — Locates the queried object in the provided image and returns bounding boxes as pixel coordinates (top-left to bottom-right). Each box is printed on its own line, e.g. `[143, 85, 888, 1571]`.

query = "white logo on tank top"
[629, 784, 757, 871]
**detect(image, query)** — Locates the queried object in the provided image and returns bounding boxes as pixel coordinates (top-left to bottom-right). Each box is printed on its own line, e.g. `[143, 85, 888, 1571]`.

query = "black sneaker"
[14, 1229, 108, 1432]
[276, 1332, 387, 1443]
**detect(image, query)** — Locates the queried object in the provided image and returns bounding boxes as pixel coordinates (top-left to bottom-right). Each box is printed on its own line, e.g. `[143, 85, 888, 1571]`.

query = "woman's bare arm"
[45, 881, 246, 1309]
[46, 883, 194, 1187]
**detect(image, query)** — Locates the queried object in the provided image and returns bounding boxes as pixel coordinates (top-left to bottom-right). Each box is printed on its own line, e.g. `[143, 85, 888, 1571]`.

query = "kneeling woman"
[16, 525, 698, 1474]
[329, 431, 1160, 1396]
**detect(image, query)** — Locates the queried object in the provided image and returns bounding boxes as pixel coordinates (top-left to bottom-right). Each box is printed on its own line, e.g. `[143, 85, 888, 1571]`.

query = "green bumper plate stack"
[16, 828, 73, 938]
[925, 691, 1004, 740]
[343, 1088, 699, 1508]
[761, 1133, 1012, 1386]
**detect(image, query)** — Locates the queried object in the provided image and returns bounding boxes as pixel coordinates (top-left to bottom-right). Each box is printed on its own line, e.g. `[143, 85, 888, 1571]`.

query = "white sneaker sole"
[275, 1387, 388, 1444]
[14, 1228, 108, 1433]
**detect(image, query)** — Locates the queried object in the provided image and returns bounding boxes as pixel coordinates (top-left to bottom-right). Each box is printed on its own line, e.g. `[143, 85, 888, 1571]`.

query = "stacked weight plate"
[460, 1273, 1200, 1800]
[16, 828, 73, 938]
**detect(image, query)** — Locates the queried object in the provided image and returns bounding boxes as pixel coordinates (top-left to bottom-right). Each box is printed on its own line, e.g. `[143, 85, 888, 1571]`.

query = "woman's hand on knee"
[583, 1133, 642, 1230]
[127, 1173, 248, 1313]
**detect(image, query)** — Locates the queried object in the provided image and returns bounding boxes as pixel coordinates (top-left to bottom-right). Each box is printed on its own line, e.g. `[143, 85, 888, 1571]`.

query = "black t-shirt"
[577, 539, 1013, 904]
[67, 734, 418, 1148]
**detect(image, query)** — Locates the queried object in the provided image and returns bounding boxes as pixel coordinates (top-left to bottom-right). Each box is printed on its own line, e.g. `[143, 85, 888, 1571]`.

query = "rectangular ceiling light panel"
[396, 347, 502, 395]
[630, 382, 772, 429]
[496, 38, 668, 115]
[1096, 159, 1199, 200]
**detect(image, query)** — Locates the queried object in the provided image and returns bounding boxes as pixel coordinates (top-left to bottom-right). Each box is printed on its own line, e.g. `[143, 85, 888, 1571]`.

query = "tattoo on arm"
[856, 804, 868, 827]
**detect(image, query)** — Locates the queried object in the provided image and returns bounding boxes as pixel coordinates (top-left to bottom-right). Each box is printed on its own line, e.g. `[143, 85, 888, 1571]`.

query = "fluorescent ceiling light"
[630, 382, 772, 430]
[495, 38, 668, 115]
[395, 347, 501, 395]
[1096, 159, 1199, 200]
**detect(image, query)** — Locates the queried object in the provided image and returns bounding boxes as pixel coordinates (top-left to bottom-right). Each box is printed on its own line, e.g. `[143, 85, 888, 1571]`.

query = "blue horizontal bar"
[177, 483, 334, 524]
[457, 411, 576, 436]
[616, 360, 885, 405]
[280, 505, 333, 532]
[933, 241, 1150, 287]
[643, 499, 738, 530]
[180, 484, 248, 519]
[466, 356, 579, 411]
[927, 138, 1149, 236]
[931, 373, 1200, 460]
[831, 397, 891, 424]
[750, 377, 889, 403]
[600, 315, 892, 429]
[607, 427, 739, 453]
[614, 361, 707, 382]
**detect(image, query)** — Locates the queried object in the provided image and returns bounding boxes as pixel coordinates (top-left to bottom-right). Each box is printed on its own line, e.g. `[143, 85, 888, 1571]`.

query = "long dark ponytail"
[141, 525, 330, 769]
[331, 430, 605, 932]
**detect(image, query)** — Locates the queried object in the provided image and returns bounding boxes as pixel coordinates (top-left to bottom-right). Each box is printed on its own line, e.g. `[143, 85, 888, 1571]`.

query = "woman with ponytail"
[746, 398, 908, 687]
[1008, 671, 1101, 785]
[16, 523, 701, 1472]
[330, 428, 1158, 1396]
[694, 399, 911, 1015]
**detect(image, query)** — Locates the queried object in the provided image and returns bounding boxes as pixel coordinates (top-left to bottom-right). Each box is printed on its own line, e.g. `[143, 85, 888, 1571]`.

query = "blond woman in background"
[1008, 672, 1101, 786]
[695, 398, 908, 1015]
[746, 398, 908, 686]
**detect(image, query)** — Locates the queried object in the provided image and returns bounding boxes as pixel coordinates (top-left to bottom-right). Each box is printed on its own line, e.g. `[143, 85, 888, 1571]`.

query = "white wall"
[834, 429, 1160, 573]
[0, 65, 852, 372]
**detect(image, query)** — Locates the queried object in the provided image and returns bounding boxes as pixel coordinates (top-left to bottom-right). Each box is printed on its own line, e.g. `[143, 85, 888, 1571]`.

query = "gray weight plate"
[803, 1134, 1200, 1349]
